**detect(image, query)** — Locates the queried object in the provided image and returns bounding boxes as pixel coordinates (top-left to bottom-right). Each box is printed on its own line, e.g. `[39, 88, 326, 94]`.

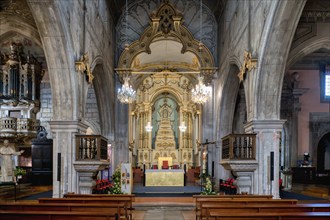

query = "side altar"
[145, 169, 184, 186]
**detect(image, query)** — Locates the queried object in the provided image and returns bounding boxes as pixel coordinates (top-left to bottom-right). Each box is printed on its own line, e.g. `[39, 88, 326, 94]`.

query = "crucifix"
[199, 139, 216, 175]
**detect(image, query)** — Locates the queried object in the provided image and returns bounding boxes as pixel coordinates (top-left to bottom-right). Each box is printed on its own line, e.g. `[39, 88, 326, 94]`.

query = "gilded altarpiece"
[116, 1, 217, 170]
[132, 72, 199, 169]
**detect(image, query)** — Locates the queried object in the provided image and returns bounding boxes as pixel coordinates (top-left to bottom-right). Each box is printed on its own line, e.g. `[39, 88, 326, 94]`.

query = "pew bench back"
[0, 210, 119, 220]
[208, 211, 330, 220]
[202, 204, 330, 220]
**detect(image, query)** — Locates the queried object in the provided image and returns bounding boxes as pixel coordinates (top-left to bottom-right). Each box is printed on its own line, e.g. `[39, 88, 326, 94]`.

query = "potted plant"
[14, 167, 26, 180]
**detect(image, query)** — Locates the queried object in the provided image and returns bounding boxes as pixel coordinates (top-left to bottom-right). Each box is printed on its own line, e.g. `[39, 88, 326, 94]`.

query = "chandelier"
[117, 76, 136, 104]
[117, 0, 137, 104]
[192, 76, 211, 104]
[191, 0, 211, 104]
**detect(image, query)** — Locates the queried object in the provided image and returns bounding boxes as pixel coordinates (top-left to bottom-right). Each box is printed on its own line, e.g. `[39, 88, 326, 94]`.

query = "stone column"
[49, 120, 88, 198]
[244, 120, 285, 199]
[291, 88, 308, 167]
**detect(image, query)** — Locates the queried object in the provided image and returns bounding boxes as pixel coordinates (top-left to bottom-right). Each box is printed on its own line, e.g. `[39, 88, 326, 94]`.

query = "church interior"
[0, 0, 329, 219]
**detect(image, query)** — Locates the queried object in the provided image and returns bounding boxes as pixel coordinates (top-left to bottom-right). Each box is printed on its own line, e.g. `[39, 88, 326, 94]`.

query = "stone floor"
[133, 197, 195, 220]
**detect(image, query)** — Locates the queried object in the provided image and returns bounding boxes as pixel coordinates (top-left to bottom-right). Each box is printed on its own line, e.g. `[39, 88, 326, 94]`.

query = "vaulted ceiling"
[0, 0, 329, 70]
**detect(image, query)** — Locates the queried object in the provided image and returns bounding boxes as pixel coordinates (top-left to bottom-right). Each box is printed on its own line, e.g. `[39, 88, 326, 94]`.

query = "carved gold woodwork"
[238, 50, 257, 82]
[115, 1, 216, 168]
[75, 53, 94, 84]
[133, 72, 199, 168]
[115, 1, 217, 81]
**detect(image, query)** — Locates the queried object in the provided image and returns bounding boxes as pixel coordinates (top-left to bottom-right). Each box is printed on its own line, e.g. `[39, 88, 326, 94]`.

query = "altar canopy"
[116, 1, 217, 171]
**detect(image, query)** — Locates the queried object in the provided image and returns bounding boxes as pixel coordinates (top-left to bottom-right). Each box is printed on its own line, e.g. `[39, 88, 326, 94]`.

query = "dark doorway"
[317, 132, 330, 171]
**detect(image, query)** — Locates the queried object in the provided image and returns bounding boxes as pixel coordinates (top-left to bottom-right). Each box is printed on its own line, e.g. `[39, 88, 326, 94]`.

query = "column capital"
[49, 120, 89, 133]
[244, 119, 286, 133]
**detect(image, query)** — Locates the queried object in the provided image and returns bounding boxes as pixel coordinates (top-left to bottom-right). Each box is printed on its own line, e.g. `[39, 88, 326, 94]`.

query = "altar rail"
[75, 135, 108, 160]
[222, 134, 256, 160]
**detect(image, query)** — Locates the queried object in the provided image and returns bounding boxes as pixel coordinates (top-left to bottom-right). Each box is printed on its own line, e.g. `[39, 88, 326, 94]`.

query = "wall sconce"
[179, 121, 187, 132]
[145, 121, 153, 132]
[75, 53, 94, 84]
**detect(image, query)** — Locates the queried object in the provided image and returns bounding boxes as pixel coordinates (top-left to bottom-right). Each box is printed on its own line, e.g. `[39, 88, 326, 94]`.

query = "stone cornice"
[49, 120, 89, 133]
[221, 160, 258, 172]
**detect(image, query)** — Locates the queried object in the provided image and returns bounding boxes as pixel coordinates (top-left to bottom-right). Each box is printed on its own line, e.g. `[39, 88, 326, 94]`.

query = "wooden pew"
[63, 193, 135, 218]
[0, 202, 125, 218]
[193, 194, 273, 200]
[0, 210, 119, 220]
[39, 197, 132, 219]
[203, 204, 330, 220]
[208, 211, 330, 220]
[194, 195, 273, 216]
[195, 198, 298, 220]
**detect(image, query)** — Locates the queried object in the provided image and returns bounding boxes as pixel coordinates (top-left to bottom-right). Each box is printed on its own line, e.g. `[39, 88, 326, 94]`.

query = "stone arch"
[149, 86, 184, 105]
[287, 36, 330, 69]
[253, 0, 306, 120]
[92, 63, 115, 137]
[0, 17, 42, 47]
[83, 119, 101, 135]
[27, 1, 77, 120]
[310, 118, 330, 170]
[217, 64, 241, 137]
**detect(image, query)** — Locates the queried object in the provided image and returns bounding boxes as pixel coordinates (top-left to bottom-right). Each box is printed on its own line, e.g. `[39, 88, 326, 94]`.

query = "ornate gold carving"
[122, 2, 212, 168]
[156, 2, 176, 35]
[116, 1, 217, 79]
[200, 67, 217, 85]
[178, 76, 192, 91]
[128, 140, 134, 151]
[115, 68, 132, 83]
[75, 53, 94, 84]
[238, 50, 257, 82]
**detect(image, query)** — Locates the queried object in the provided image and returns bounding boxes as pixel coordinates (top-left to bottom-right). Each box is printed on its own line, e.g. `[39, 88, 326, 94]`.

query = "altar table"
[145, 169, 184, 186]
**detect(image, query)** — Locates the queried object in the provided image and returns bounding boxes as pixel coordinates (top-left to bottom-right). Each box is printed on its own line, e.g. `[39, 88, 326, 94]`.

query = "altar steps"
[292, 183, 330, 199]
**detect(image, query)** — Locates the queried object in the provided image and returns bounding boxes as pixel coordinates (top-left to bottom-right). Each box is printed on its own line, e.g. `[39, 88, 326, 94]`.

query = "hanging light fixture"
[192, 76, 212, 104]
[145, 122, 153, 132]
[117, 0, 136, 104]
[191, 0, 211, 104]
[179, 121, 187, 132]
[117, 76, 136, 103]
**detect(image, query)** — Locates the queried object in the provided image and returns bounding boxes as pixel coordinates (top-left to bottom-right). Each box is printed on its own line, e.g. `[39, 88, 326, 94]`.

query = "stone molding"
[244, 120, 286, 133]
[73, 161, 109, 173]
[49, 120, 89, 133]
[221, 160, 258, 172]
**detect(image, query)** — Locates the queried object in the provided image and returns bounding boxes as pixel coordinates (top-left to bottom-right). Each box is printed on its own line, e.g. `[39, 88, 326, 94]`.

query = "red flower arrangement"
[219, 178, 236, 195]
[92, 179, 113, 194]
